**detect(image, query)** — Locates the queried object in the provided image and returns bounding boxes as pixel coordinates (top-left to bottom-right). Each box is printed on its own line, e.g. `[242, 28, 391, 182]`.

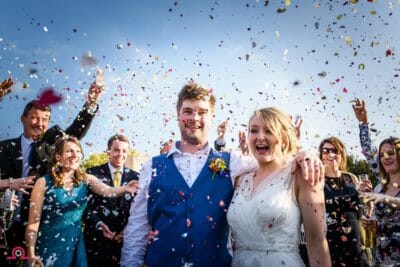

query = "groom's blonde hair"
[176, 82, 216, 114]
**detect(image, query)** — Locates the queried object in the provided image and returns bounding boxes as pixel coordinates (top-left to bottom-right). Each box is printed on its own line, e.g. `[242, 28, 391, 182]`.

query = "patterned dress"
[324, 174, 369, 266]
[36, 175, 88, 267]
[374, 190, 400, 266]
[359, 123, 400, 265]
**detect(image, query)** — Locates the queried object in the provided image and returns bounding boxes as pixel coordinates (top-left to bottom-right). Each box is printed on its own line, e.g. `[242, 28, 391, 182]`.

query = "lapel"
[120, 167, 125, 185]
[101, 163, 112, 185]
[11, 136, 23, 177]
[120, 167, 130, 185]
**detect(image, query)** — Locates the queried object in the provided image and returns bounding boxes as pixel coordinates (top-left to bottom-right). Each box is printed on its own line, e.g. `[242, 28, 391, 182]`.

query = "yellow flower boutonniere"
[209, 158, 228, 181]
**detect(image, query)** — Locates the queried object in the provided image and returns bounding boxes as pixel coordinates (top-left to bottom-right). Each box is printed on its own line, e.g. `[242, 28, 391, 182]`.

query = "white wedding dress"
[227, 163, 305, 267]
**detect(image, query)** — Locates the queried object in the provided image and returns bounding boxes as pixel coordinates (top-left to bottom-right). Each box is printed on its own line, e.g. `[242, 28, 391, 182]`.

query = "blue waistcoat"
[146, 150, 232, 267]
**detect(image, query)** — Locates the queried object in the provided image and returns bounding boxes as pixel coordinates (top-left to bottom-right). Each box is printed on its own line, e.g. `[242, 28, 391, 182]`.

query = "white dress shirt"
[121, 142, 257, 267]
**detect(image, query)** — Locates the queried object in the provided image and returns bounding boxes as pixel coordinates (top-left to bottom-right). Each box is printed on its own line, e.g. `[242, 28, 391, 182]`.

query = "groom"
[121, 82, 321, 267]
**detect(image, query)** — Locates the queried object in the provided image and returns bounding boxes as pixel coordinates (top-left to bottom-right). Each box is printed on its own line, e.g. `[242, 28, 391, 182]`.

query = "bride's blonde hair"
[249, 107, 299, 159]
[51, 135, 85, 187]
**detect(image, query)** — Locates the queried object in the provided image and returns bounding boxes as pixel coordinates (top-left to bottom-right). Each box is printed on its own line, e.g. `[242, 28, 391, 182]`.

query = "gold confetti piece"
[23, 81, 29, 89]
[345, 36, 351, 45]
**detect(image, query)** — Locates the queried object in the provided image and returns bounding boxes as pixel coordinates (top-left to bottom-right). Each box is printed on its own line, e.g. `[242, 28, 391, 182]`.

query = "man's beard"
[181, 130, 203, 145]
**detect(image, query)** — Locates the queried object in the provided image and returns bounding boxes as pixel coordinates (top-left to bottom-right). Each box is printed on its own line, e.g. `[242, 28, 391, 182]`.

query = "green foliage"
[81, 149, 139, 171]
[346, 154, 378, 187]
[81, 152, 108, 171]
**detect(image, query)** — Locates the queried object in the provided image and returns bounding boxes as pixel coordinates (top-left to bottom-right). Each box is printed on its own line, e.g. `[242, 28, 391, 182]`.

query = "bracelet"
[8, 178, 13, 190]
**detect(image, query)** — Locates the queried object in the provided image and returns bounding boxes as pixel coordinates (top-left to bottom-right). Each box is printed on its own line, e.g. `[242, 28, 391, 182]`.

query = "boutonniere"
[209, 158, 228, 180]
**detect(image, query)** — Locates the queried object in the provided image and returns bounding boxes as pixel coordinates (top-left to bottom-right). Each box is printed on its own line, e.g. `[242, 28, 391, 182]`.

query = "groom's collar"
[167, 141, 211, 158]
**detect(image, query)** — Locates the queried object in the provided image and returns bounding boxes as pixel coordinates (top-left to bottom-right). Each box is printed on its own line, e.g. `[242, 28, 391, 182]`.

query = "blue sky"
[1, 0, 399, 158]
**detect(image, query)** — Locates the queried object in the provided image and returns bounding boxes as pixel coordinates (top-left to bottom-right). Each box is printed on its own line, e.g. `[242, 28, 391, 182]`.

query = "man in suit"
[0, 81, 103, 264]
[83, 134, 139, 267]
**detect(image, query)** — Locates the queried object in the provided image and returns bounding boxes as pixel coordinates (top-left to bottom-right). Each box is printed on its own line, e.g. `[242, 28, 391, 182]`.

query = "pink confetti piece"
[37, 88, 62, 106]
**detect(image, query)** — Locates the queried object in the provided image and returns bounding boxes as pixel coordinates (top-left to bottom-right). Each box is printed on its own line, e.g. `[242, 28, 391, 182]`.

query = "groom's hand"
[291, 151, 324, 185]
[147, 229, 159, 244]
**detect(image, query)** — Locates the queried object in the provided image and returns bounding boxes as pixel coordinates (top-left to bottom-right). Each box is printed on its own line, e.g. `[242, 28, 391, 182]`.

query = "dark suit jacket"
[0, 104, 97, 225]
[83, 163, 138, 262]
[83, 163, 139, 234]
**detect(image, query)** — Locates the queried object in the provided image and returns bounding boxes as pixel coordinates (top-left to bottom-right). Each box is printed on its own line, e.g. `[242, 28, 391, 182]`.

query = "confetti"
[37, 88, 62, 106]
[80, 51, 97, 66]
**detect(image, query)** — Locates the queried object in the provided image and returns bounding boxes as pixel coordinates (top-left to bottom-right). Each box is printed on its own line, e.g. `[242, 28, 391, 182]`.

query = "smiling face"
[178, 99, 213, 146]
[108, 139, 129, 169]
[248, 114, 282, 165]
[379, 143, 400, 175]
[21, 107, 50, 141]
[318, 137, 347, 171]
[56, 141, 83, 172]
[247, 108, 298, 167]
[320, 141, 342, 168]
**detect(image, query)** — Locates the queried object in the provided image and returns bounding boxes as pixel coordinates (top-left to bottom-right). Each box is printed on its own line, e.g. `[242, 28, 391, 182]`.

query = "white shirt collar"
[166, 141, 211, 158]
[108, 162, 123, 175]
[21, 134, 35, 147]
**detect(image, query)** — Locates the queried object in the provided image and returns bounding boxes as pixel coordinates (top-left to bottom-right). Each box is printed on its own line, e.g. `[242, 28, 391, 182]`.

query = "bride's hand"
[291, 151, 324, 185]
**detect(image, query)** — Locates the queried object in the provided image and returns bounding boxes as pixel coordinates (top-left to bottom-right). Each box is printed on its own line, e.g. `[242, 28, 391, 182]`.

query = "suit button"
[188, 193, 193, 199]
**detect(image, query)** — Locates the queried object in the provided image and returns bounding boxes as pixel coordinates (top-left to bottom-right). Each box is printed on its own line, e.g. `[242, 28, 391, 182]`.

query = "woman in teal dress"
[25, 136, 138, 267]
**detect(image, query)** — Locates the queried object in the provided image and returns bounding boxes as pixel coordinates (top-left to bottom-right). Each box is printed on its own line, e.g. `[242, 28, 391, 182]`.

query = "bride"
[227, 107, 331, 267]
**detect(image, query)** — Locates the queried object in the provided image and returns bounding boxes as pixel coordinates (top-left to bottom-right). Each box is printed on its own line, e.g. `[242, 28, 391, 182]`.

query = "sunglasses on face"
[321, 147, 339, 155]
[379, 150, 396, 158]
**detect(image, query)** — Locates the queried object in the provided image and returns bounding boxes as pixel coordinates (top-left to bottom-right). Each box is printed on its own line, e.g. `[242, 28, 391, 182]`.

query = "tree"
[81, 152, 108, 170]
[81, 149, 140, 170]
[346, 154, 378, 187]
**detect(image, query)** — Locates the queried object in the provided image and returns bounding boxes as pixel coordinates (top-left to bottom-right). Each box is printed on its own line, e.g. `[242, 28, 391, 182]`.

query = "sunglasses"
[379, 150, 396, 158]
[321, 147, 339, 155]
